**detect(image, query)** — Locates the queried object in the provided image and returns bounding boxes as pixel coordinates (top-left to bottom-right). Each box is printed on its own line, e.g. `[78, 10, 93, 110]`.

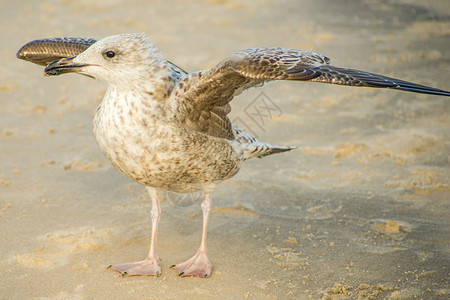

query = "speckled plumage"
[17, 33, 450, 277]
[37, 34, 299, 194]
[91, 67, 243, 194]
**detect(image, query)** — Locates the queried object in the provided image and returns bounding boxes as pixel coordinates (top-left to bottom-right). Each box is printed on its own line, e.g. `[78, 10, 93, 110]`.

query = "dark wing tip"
[391, 82, 450, 96]
[16, 40, 38, 61]
[16, 37, 97, 66]
[312, 66, 450, 97]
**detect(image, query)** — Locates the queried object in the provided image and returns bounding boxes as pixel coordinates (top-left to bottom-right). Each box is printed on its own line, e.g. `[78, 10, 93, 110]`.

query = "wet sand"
[1, 0, 449, 299]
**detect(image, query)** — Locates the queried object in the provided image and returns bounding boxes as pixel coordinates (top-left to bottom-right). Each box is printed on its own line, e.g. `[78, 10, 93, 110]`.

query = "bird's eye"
[105, 50, 115, 58]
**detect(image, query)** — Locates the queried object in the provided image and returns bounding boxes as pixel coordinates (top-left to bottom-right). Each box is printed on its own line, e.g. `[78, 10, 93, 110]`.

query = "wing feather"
[178, 47, 329, 139]
[177, 47, 449, 140]
[16, 37, 98, 66]
[17, 39, 449, 142]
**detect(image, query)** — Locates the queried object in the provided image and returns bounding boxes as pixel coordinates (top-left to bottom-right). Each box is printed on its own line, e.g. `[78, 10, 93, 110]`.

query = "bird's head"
[44, 33, 166, 86]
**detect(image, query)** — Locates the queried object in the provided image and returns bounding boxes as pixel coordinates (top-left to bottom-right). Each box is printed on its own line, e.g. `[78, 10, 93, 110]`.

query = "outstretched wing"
[16, 37, 98, 66]
[310, 66, 450, 96]
[16, 37, 188, 77]
[178, 48, 330, 140]
[17, 40, 449, 140]
[178, 47, 449, 140]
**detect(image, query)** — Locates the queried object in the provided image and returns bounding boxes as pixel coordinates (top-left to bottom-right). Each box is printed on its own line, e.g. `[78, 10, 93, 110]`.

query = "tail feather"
[244, 143, 297, 160]
[232, 124, 297, 160]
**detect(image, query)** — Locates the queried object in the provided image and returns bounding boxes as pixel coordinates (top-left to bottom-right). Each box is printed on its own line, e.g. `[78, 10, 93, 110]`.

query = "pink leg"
[110, 187, 162, 276]
[172, 193, 212, 277]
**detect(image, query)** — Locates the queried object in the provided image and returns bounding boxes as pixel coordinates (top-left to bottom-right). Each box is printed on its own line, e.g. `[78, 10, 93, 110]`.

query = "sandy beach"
[1, 0, 449, 298]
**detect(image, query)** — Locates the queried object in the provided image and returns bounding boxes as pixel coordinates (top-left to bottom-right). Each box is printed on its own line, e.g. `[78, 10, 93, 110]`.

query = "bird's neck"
[109, 62, 175, 103]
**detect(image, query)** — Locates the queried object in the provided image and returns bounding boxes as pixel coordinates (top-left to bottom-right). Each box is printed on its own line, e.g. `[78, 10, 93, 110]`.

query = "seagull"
[16, 33, 450, 277]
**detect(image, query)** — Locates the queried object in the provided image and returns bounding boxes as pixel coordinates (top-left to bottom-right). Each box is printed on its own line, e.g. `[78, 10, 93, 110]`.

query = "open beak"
[44, 56, 90, 76]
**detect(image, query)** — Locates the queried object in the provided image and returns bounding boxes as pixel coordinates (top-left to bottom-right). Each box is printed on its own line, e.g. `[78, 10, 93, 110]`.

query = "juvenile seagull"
[17, 33, 450, 277]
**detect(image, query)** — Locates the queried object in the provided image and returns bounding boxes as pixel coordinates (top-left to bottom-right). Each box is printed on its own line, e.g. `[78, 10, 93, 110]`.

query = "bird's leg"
[110, 187, 162, 276]
[172, 193, 212, 277]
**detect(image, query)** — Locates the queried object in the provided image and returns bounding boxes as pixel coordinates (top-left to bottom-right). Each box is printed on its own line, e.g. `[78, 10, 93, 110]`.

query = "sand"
[1, 0, 449, 299]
